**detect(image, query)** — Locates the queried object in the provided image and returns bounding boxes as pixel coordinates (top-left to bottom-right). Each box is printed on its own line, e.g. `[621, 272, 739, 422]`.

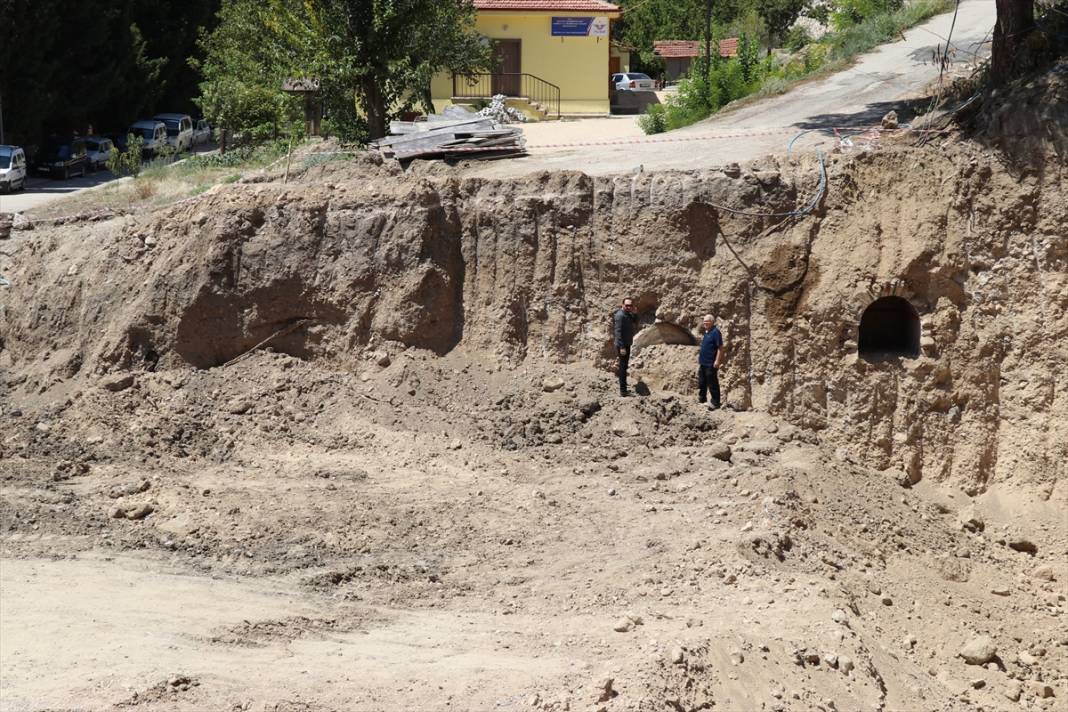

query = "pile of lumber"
[372, 107, 525, 162]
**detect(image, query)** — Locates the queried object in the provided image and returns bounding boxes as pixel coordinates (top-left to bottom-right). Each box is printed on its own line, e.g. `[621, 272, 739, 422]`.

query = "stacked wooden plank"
[373, 109, 525, 162]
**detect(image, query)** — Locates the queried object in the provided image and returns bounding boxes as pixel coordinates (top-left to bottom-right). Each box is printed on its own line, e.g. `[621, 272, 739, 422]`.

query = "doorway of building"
[493, 39, 521, 96]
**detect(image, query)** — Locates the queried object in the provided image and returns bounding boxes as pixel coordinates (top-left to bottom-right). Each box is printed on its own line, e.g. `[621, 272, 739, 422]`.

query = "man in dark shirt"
[612, 298, 638, 396]
[698, 314, 723, 409]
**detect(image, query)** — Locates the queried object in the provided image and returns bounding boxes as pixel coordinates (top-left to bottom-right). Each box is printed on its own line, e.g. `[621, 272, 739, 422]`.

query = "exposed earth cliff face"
[1, 68, 1066, 712]
[3, 142, 1064, 493]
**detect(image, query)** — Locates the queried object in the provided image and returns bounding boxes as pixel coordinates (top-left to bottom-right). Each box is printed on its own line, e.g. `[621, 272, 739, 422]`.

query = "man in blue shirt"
[698, 314, 723, 409]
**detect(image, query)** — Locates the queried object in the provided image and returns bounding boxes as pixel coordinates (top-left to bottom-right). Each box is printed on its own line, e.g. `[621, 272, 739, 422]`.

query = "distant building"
[653, 38, 739, 82]
[431, 0, 622, 119]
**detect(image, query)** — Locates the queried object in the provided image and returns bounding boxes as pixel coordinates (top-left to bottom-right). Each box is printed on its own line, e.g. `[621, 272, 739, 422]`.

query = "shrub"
[105, 134, 144, 177]
[785, 24, 812, 52]
[739, 33, 762, 83]
[638, 104, 668, 134]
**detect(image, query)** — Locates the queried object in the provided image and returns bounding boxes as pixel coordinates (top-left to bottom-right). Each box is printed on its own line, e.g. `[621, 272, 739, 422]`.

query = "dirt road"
[475, 0, 996, 178]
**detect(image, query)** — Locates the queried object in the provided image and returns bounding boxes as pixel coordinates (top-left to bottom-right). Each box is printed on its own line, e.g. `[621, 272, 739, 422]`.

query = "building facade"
[431, 0, 622, 118]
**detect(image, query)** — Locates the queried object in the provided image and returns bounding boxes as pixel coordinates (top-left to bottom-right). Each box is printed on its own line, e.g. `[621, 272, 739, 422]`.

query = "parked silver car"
[128, 120, 168, 156]
[612, 72, 656, 91]
[152, 113, 195, 152]
[191, 119, 213, 146]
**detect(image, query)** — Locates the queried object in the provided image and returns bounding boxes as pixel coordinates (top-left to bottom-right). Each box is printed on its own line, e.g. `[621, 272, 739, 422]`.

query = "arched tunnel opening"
[631, 321, 698, 354]
[858, 296, 920, 360]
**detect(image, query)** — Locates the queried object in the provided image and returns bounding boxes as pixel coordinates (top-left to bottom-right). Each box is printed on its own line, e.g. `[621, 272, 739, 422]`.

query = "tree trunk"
[362, 77, 388, 141]
[991, 0, 1035, 83]
[704, 0, 712, 85]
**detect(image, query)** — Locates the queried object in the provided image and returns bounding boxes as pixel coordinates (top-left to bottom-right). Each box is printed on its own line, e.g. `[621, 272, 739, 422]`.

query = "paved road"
[474, 0, 996, 178]
[0, 143, 219, 214]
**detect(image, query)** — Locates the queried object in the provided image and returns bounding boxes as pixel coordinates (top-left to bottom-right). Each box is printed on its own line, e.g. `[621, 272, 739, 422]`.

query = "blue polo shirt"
[698, 326, 722, 366]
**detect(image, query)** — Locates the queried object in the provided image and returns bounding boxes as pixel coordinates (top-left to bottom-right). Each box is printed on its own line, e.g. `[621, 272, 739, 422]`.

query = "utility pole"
[0, 90, 5, 144]
[703, 0, 712, 85]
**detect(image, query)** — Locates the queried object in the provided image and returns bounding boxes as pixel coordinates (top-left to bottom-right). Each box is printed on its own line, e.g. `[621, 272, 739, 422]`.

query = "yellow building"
[431, 0, 622, 119]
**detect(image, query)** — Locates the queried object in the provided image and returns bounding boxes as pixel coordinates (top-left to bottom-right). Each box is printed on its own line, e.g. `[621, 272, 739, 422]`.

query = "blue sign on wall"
[551, 17, 593, 36]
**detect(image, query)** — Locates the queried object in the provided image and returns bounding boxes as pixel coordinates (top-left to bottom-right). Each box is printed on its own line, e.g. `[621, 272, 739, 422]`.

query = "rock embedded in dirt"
[611, 418, 640, 438]
[670, 647, 685, 665]
[1032, 565, 1056, 581]
[541, 375, 565, 393]
[125, 504, 155, 521]
[959, 636, 997, 665]
[1004, 680, 1023, 701]
[708, 442, 732, 462]
[613, 618, 633, 633]
[100, 373, 136, 393]
[957, 506, 984, 533]
[838, 656, 855, 674]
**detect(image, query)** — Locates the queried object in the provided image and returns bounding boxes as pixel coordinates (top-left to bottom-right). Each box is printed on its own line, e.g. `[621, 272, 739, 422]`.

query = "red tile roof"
[653, 38, 740, 58]
[653, 40, 700, 58]
[474, 0, 621, 11]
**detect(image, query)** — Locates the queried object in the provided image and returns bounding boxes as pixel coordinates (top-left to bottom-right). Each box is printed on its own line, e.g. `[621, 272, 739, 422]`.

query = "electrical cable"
[702, 151, 827, 218]
[940, 0, 962, 82]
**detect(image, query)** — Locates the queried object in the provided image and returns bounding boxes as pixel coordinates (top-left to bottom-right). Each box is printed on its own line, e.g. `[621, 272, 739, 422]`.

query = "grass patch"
[640, 0, 953, 134]
[26, 142, 293, 220]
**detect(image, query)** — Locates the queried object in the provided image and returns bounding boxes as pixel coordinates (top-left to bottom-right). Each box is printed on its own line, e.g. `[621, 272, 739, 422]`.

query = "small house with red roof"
[431, 0, 622, 118]
[653, 38, 739, 82]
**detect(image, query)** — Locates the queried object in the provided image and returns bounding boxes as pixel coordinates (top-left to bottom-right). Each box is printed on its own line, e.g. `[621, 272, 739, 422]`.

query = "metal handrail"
[451, 73, 561, 118]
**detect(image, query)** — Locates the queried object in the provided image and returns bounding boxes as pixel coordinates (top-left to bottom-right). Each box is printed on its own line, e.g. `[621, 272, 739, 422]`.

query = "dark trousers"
[698, 365, 720, 406]
[617, 350, 630, 394]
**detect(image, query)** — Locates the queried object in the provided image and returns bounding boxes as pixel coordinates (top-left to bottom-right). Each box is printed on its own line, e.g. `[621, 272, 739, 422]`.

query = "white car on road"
[153, 113, 194, 152]
[0, 145, 28, 192]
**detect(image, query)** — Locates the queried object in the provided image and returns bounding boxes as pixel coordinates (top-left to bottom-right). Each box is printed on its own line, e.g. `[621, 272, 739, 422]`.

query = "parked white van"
[152, 113, 194, 152]
[128, 120, 168, 156]
[0, 145, 28, 192]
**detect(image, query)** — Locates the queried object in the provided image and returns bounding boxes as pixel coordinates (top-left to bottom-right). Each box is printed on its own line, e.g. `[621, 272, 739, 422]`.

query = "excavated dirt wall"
[2, 143, 1065, 494]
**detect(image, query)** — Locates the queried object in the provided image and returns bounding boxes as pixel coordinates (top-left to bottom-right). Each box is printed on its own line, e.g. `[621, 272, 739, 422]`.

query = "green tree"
[755, 0, 808, 51]
[738, 33, 762, 82]
[192, 0, 301, 146]
[196, 0, 492, 142]
[280, 0, 494, 140]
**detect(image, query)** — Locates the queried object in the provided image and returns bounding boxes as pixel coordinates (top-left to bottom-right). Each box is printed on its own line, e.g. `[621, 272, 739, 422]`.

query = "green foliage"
[638, 104, 669, 134]
[830, 0, 906, 30]
[755, 0, 807, 48]
[106, 134, 145, 177]
[738, 34, 761, 82]
[725, 10, 770, 51]
[192, 0, 304, 147]
[194, 0, 492, 142]
[825, 0, 950, 58]
[785, 24, 813, 52]
[0, 0, 215, 147]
